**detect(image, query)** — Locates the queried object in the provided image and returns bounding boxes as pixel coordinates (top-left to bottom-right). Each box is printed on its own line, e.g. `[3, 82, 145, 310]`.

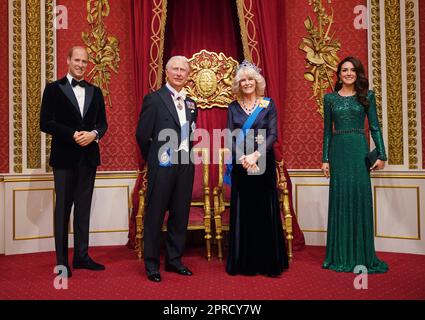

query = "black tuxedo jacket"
[40, 77, 108, 168]
[136, 86, 198, 200]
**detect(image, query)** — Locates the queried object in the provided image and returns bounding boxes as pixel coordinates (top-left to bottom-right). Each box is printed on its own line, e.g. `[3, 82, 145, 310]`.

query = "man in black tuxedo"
[40, 46, 108, 278]
[136, 56, 198, 282]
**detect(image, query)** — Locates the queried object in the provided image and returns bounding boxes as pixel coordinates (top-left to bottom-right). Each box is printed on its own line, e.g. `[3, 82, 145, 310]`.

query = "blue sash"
[224, 101, 265, 186]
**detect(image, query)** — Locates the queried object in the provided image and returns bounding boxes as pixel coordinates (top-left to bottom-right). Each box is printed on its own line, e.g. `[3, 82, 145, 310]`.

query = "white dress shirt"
[67, 73, 85, 116]
[166, 82, 188, 152]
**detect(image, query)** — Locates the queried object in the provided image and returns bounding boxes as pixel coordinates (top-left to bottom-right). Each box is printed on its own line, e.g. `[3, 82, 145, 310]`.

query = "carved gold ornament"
[185, 50, 238, 109]
[299, 0, 341, 117]
[82, 0, 120, 108]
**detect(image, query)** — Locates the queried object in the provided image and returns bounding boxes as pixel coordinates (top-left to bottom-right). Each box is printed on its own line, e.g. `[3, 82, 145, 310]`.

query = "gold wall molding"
[148, 0, 167, 91]
[26, 0, 42, 169]
[82, 0, 120, 108]
[405, 0, 418, 169]
[12, 185, 131, 240]
[3, 172, 138, 183]
[374, 185, 421, 240]
[45, 0, 55, 172]
[13, 188, 55, 240]
[288, 170, 425, 179]
[385, 0, 404, 165]
[12, 0, 22, 173]
[236, 0, 259, 65]
[369, 0, 423, 169]
[369, 0, 383, 128]
[299, 0, 340, 117]
[294, 183, 328, 233]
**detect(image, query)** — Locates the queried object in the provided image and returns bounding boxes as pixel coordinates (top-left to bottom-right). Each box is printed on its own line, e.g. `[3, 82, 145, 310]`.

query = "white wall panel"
[289, 171, 425, 255]
[374, 186, 420, 239]
[2, 172, 137, 255]
[13, 187, 54, 240]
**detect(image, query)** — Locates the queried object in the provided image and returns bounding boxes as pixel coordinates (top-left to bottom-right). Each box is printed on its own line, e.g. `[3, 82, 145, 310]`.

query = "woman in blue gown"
[225, 61, 288, 277]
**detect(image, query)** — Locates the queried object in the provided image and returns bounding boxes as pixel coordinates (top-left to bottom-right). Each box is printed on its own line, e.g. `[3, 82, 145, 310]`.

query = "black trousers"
[144, 163, 194, 273]
[53, 160, 97, 266]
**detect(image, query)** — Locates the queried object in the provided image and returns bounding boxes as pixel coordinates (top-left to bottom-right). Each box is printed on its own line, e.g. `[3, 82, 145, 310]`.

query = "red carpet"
[0, 245, 424, 300]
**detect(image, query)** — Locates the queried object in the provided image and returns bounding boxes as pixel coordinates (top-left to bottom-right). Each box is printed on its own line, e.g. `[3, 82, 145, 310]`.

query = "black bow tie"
[71, 78, 86, 87]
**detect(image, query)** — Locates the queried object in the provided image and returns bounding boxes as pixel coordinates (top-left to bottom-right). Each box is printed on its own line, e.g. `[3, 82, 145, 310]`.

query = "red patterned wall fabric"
[0, 1, 9, 173]
[420, 0, 425, 169]
[284, 0, 368, 168]
[56, 0, 138, 171]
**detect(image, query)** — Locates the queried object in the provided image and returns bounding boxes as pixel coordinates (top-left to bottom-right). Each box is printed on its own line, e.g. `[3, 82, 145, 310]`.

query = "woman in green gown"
[321, 56, 388, 273]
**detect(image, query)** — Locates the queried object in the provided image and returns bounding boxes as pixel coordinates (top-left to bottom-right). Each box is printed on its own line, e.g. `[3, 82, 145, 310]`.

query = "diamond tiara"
[236, 60, 262, 74]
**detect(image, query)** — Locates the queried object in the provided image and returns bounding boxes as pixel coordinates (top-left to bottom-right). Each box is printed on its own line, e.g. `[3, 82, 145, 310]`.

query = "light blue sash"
[224, 101, 266, 185]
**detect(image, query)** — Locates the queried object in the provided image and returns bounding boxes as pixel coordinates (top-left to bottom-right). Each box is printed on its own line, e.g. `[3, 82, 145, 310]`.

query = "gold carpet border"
[370, 0, 383, 128]
[45, 0, 55, 172]
[149, 0, 167, 91]
[236, 0, 260, 66]
[12, 0, 22, 173]
[405, 0, 418, 169]
[26, 0, 42, 169]
[385, 0, 404, 165]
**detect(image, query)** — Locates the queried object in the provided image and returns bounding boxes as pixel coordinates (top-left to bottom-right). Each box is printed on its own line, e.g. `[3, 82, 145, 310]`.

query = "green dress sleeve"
[322, 93, 332, 163]
[367, 91, 387, 161]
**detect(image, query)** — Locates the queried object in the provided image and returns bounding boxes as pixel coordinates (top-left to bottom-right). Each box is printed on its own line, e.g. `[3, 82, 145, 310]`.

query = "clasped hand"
[239, 152, 260, 174]
[74, 131, 96, 147]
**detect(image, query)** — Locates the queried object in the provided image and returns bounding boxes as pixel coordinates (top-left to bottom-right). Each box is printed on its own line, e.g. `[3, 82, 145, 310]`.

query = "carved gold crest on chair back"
[184, 49, 238, 109]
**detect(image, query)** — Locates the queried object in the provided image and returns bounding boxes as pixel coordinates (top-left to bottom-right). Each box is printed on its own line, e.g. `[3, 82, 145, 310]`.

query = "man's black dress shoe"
[165, 265, 193, 276]
[73, 258, 105, 271]
[147, 273, 161, 282]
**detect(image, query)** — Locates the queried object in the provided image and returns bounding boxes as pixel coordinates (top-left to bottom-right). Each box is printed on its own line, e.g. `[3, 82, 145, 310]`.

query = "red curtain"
[127, 0, 158, 248]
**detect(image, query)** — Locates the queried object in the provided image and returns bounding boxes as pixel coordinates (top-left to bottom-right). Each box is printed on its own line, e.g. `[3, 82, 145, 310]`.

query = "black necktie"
[71, 78, 86, 87]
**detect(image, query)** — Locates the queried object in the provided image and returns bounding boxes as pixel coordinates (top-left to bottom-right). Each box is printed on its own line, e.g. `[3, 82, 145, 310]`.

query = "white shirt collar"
[66, 73, 85, 86]
[166, 82, 186, 100]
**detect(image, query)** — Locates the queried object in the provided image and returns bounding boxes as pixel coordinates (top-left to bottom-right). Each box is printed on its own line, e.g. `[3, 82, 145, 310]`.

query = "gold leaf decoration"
[299, 0, 341, 117]
[82, 0, 120, 108]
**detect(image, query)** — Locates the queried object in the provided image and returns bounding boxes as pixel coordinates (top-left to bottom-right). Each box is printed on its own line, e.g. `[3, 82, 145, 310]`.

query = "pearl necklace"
[241, 98, 258, 115]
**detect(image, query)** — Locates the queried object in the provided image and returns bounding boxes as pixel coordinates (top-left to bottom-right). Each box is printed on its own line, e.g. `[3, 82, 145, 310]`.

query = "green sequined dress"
[322, 90, 388, 273]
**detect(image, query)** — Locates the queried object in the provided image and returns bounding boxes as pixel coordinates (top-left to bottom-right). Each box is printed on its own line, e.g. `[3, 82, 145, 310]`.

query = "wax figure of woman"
[225, 61, 288, 277]
[321, 56, 388, 273]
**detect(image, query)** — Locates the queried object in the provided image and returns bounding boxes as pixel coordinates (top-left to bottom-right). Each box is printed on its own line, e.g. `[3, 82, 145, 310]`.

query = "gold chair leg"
[206, 238, 212, 261]
[283, 187, 293, 262]
[213, 188, 224, 261]
[135, 189, 145, 260]
[204, 184, 212, 261]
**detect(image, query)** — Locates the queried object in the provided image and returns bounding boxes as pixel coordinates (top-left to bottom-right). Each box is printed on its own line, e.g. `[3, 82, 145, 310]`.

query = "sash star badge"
[255, 134, 265, 144]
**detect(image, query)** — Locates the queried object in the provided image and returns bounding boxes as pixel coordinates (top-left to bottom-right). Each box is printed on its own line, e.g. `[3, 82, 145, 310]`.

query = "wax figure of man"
[40, 46, 108, 278]
[136, 56, 198, 282]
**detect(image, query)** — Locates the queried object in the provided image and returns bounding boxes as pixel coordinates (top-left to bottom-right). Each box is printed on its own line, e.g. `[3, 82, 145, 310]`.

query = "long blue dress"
[226, 98, 288, 276]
